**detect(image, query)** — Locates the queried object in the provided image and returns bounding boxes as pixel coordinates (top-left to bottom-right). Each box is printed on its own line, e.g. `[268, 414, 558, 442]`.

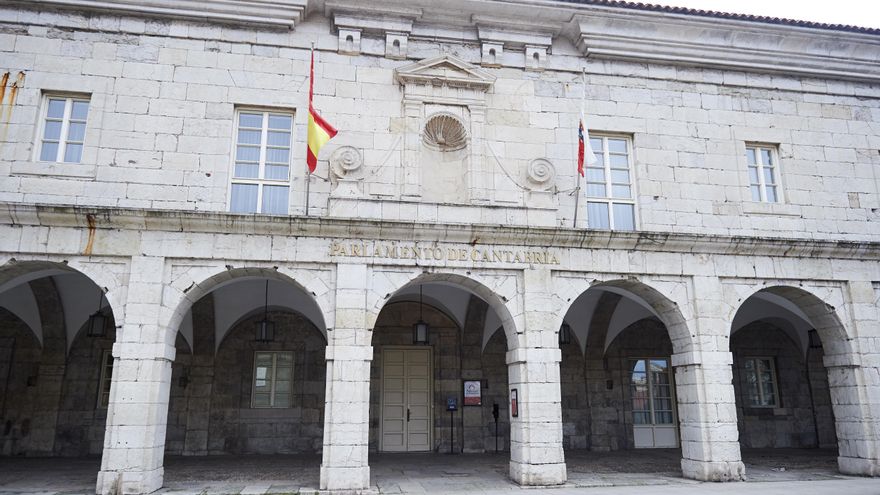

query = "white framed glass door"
[631, 358, 678, 448]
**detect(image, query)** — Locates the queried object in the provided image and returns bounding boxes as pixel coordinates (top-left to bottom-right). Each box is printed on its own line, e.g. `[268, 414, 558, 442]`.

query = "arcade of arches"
[0, 258, 878, 495]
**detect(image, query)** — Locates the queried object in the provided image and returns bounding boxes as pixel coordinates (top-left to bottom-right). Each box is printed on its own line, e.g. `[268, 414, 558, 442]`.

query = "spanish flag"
[306, 47, 337, 173]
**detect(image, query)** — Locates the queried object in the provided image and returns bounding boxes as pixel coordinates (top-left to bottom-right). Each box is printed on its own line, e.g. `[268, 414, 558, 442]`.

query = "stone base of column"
[320, 464, 371, 491]
[96, 467, 163, 495]
[681, 458, 745, 482]
[839, 456, 880, 477]
[509, 460, 567, 485]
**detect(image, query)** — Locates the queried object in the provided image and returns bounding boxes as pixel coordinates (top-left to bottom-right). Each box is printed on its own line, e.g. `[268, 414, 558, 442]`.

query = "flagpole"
[573, 68, 586, 228]
[305, 169, 311, 215]
[573, 174, 580, 228]
[305, 42, 314, 216]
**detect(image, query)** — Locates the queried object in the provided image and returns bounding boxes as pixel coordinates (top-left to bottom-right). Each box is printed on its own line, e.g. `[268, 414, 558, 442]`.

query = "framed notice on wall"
[510, 388, 518, 417]
[463, 380, 481, 406]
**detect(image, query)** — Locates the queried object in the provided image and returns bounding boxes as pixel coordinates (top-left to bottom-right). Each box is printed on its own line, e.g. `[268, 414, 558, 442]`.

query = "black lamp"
[808, 329, 822, 349]
[255, 280, 275, 342]
[559, 323, 572, 345]
[413, 285, 429, 345]
[87, 290, 107, 338]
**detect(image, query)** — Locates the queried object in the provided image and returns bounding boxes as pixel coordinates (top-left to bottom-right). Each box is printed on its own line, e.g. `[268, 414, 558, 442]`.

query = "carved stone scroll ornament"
[329, 146, 364, 179]
[526, 158, 556, 192]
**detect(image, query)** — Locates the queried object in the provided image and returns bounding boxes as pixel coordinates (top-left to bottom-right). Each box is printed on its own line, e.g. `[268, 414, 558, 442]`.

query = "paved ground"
[0, 448, 868, 494]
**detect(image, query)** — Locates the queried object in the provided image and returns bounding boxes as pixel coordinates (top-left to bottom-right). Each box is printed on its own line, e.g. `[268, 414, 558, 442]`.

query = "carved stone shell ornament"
[526, 158, 556, 191]
[329, 146, 363, 179]
[422, 114, 468, 152]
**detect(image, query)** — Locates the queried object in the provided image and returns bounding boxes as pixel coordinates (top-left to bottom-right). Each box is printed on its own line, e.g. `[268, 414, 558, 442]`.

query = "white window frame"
[34, 94, 91, 164]
[742, 356, 780, 408]
[251, 351, 293, 409]
[746, 144, 782, 203]
[584, 134, 638, 231]
[97, 349, 113, 409]
[227, 108, 295, 215]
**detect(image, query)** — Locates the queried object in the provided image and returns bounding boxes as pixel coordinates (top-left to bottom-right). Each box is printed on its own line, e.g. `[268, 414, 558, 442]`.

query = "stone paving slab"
[0, 449, 861, 495]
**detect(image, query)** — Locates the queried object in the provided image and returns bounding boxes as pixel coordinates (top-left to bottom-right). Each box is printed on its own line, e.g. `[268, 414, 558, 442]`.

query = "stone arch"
[366, 269, 521, 351]
[0, 258, 123, 349]
[727, 285, 854, 359]
[551, 275, 694, 355]
[726, 284, 877, 476]
[163, 264, 333, 348]
[0, 258, 121, 459]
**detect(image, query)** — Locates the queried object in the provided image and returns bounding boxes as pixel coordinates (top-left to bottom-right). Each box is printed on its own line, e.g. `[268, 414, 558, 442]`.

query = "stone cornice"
[13, 0, 308, 29]
[570, 10, 880, 83]
[3, 203, 879, 262]
[332, 13, 414, 36]
[324, 0, 422, 23]
[9, 0, 880, 83]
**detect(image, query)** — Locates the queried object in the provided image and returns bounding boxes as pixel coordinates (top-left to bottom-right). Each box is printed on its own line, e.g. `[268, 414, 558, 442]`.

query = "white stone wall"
[0, 3, 878, 241]
[1, 205, 879, 491]
[1, 0, 880, 492]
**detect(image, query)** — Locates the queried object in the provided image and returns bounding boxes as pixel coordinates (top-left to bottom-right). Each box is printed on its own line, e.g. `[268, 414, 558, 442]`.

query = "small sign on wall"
[463, 380, 482, 406]
[510, 388, 518, 417]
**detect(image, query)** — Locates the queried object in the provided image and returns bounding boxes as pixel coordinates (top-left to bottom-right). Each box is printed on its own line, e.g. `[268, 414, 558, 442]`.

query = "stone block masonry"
[0, 0, 879, 493]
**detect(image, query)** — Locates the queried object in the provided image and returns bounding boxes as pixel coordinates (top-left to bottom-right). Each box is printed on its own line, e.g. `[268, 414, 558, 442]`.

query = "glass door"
[631, 358, 678, 448]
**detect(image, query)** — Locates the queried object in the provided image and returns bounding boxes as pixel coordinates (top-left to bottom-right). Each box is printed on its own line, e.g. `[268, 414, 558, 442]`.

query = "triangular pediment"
[394, 54, 495, 91]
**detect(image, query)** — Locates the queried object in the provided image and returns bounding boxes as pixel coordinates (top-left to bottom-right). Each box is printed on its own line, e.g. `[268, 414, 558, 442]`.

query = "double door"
[380, 347, 432, 452]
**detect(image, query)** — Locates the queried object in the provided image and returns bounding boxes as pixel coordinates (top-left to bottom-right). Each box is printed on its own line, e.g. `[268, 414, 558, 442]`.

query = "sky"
[642, 0, 880, 29]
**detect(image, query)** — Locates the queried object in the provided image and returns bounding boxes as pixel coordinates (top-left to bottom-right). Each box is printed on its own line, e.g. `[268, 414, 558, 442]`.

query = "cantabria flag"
[306, 47, 338, 173]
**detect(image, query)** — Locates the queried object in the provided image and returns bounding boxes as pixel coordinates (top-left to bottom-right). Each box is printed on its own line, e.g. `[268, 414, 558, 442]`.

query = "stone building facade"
[0, 0, 879, 494]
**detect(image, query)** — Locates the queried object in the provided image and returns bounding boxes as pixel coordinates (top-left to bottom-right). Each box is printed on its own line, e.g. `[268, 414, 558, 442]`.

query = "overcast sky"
[644, 0, 880, 29]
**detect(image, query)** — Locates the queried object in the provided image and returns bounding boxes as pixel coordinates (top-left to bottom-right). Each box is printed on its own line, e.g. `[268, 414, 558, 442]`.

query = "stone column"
[29, 278, 66, 455]
[320, 263, 372, 490]
[673, 351, 744, 481]
[508, 268, 566, 485]
[507, 348, 566, 484]
[826, 359, 880, 476]
[829, 281, 880, 477]
[675, 276, 745, 482]
[97, 256, 174, 495]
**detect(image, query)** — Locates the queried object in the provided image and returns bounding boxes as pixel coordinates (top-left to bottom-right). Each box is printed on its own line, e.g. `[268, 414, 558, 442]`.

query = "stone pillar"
[673, 351, 744, 481]
[508, 268, 566, 485]
[97, 256, 173, 495]
[29, 278, 66, 455]
[320, 264, 372, 490]
[461, 296, 487, 453]
[826, 360, 880, 476]
[675, 276, 745, 482]
[831, 280, 880, 477]
[507, 348, 566, 485]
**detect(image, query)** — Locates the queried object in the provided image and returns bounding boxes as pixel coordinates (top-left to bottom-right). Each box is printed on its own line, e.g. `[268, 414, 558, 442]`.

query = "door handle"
[407, 408, 411, 422]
